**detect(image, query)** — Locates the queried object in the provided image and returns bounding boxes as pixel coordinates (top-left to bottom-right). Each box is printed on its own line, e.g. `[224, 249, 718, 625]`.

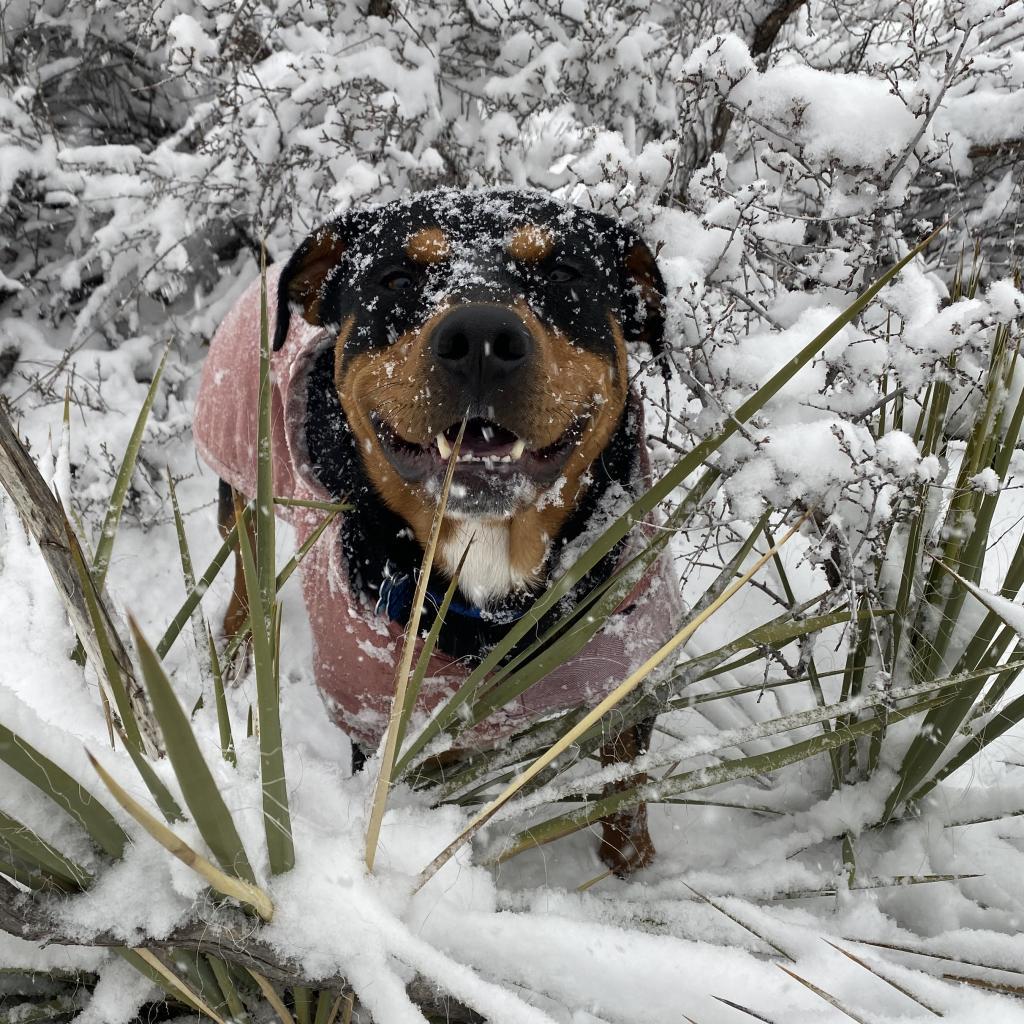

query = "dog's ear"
[273, 217, 351, 351]
[618, 231, 667, 366]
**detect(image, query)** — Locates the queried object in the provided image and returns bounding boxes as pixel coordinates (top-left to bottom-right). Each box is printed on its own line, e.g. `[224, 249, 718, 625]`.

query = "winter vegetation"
[2, 0, 1024, 1021]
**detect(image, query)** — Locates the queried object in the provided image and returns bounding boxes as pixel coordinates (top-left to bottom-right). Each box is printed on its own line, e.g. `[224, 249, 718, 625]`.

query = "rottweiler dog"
[197, 189, 676, 875]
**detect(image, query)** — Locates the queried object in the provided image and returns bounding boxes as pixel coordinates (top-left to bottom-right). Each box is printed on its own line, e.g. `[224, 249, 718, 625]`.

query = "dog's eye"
[546, 264, 578, 284]
[380, 270, 414, 291]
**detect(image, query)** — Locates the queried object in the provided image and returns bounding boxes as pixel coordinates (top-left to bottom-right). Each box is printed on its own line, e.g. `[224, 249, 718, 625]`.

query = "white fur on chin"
[439, 519, 538, 607]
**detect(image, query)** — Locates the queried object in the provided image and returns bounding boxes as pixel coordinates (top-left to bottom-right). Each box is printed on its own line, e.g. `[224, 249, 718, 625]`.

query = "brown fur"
[501, 309, 628, 579]
[624, 242, 665, 343]
[598, 722, 656, 875]
[405, 227, 450, 264]
[287, 229, 347, 324]
[507, 223, 555, 263]
[219, 489, 256, 647]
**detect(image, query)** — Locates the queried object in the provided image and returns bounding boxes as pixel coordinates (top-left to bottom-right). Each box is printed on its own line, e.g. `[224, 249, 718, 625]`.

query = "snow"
[2, 0, 1024, 1020]
[957, 579, 1024, 639]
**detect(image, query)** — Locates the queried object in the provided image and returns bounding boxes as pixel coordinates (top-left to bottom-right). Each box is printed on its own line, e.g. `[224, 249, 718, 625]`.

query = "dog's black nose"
[431, 304, 532, 394]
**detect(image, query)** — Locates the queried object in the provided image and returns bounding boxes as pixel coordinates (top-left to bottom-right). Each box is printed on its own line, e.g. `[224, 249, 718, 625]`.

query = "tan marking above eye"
[405, 227, 450, 264]
[507, 224, 555, 263]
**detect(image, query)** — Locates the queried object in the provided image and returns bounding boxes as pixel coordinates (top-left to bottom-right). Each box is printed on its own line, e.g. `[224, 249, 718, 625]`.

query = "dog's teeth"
[481, 425, 493, 442]
[510, 439, 526, 460]
[436, 433, 452, 460]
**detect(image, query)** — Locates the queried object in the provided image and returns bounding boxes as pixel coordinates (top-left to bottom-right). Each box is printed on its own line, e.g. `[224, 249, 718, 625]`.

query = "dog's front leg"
[598, 716, 656, 876]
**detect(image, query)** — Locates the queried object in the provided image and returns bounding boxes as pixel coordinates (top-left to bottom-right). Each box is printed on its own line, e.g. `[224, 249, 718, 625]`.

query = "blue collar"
[375, 565, 525, 627]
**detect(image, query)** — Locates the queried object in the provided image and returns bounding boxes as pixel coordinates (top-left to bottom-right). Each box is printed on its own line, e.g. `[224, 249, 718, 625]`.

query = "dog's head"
[277, 189, 665, 586]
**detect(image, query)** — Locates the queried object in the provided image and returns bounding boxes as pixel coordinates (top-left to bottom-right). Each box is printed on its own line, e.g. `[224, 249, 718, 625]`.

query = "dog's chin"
[439, 469, 536, 518]
[368, 413, 582, 517]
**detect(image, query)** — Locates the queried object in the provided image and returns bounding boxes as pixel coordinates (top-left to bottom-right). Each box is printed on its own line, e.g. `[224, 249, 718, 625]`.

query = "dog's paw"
[598, 805, 656, 877]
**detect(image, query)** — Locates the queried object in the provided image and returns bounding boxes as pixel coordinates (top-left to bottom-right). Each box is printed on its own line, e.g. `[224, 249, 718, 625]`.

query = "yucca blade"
[675, 603, 867, 695]
[220, 506, 340, 667]
[293, 987, 312, 1024]
[417, 512, 810, 887]
[777, 965, 869, 1024]
[255, 250, 276, 636]
[249, 970, 296, 1024]
[167, 470, 210, 665]
[0, 811, 91, 890]
[685, 882, 794, 959]
[91, 341, 171, 591]
[395, 538, 472, 759]
[772, 874, 980, 900]
[207, 627, 237, 766]
[0, 721, 126, 859]
[314, 991, 340, 1024]
[121, 744, 185, 826]
[493, 694, 946, 862]
[825, 941, 944, 1016]
[87, 750, 273, 920]
[129, 948, 227, 1024]
[233, 492, 294, 875]
[156, 510, 247, 659]
[65, 516, 145, 753]
[843, 936, 1024, 977]
[365, 420, 464, 872]
[711, 996, 776, 1023]
[272, 497, 350, 512]
[207, 955, 249, 1023]
[0, 853, 66, 892]
[685, 669, 847, 704]
[129, 618, 260, 885]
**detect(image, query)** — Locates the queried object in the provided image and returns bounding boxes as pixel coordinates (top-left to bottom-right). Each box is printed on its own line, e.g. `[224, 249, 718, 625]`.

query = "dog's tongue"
[447, 418, 519, 457]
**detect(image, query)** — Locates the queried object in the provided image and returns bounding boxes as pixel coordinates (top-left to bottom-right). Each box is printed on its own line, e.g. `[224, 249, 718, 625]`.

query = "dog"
[193, 188, 682, 875]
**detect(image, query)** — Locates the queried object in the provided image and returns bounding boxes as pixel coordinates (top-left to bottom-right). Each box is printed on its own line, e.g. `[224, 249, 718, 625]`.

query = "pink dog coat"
[194, 266, 682, 749]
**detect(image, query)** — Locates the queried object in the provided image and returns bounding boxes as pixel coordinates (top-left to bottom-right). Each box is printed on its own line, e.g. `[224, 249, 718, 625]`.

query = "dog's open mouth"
[370, 414, 581, 486]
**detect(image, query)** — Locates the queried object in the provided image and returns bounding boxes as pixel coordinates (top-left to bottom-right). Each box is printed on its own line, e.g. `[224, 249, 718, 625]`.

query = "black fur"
[274, 189, 665, 361]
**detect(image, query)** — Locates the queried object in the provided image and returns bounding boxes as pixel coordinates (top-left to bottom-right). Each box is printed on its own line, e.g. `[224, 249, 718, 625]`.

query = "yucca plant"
[2, 228, 1023, 1022]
